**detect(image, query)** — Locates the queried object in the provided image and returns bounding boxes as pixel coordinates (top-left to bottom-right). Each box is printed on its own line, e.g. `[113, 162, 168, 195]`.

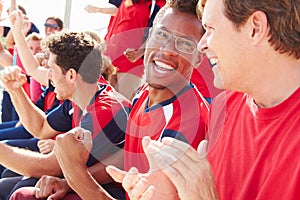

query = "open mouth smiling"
[154, 60, 176, 74]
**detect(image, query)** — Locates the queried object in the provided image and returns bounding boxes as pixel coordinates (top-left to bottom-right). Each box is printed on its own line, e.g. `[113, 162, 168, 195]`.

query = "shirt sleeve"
[46, 100, 73, 132]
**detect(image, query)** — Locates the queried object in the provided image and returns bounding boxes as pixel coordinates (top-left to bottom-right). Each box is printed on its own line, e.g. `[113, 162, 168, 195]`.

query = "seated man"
[0, 12, 130, 199]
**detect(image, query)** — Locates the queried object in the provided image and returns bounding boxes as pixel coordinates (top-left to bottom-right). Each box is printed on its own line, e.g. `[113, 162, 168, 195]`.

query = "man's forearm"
[98, 6, 118, 16]
[8, 87, 49, 138]
[0, 143, 62, 178]
[64, 164, 116, 200]
[88, 150, 124, 184]
[12, 29, 49, 86]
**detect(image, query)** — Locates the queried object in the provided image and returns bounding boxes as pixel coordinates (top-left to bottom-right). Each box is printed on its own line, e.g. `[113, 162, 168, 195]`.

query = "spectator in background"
[29, 16, 64, 103]
[25, 32, 43, 102]
[103, 0, 151, 100]
[1, 1, 40, 122]
[5, 1, 40, 52]
[84, 0, 122, 48]
[1, 15, 63, 122]
[43, 16, 63, 37]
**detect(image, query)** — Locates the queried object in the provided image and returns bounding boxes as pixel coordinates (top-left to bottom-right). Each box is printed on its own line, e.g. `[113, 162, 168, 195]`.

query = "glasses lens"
[152, 28, 170, 44]
[175, 38, 197, 54]
[151, 28, 196, 54]
[44, 23, 58, 29]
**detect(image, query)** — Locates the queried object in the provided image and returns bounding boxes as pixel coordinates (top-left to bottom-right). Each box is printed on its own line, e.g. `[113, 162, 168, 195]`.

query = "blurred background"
[0, 0, 111, 38]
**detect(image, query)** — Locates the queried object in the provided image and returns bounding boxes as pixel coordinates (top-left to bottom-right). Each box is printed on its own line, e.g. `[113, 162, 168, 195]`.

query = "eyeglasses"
[150, 28, 198, 54]
[44, 23, 59, 29]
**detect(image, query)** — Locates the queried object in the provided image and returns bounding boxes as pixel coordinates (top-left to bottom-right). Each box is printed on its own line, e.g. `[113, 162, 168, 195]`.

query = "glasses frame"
[44, 23, 59, 29]
[149, 27, 198, 54]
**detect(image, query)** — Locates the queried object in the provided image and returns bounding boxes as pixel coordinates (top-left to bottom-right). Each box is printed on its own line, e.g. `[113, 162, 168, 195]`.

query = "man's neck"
[74, 82, 99, 111]
[148, 84, 188, 107]
[249, 59, 300, 108]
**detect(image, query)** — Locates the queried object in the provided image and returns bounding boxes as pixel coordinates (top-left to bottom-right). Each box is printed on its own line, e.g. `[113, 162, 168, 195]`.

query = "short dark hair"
[46, 31, 103, 83]
[45, 17, 64, 30]
[168, 0, 199, 15]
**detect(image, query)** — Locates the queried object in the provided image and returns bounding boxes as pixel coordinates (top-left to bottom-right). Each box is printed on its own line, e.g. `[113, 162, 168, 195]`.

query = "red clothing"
[125, 83, 209, 173]
[155, 0, 166, 8]
[72, 79, 131, 144]
[207, 88, 300, 199]
[10, 187, 81, 200]
[104, 1, 150, 77]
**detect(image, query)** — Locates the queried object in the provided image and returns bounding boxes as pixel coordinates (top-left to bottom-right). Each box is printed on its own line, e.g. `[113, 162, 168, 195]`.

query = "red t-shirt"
[207, 88, 300, 199]
[104, 1, 150, 77]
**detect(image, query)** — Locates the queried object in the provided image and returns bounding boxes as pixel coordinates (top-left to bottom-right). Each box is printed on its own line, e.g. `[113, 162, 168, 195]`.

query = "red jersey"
[125, 83, 209, 172]
[72, 80, 131, 166]
[104, 1, 150, 77]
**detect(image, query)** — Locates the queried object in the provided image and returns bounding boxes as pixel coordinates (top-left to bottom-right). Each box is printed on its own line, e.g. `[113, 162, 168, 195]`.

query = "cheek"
[178, 60, 193, 78]
[49, 71, 59, 83]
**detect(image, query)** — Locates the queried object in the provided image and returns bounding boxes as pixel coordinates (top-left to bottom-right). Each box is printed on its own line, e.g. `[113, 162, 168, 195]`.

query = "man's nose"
[197, 33, 208, 53]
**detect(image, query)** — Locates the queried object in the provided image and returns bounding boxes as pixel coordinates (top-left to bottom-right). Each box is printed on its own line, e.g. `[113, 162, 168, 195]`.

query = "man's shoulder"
[92, 82, 132, 111]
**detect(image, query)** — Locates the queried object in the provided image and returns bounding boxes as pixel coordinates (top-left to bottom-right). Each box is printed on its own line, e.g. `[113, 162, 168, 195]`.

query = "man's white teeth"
[155, 61, 173, 70]
[209, 58, 218, 67]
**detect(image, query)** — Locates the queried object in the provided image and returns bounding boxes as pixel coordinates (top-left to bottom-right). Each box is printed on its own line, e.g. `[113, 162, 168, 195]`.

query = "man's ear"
[247, 10, 269, 45]
[67, 68, 77, 84]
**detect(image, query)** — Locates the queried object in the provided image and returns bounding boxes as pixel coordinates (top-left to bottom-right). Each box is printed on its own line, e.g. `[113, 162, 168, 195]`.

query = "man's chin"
[55, 94, 64, 101]
[148, 83, 167, 90]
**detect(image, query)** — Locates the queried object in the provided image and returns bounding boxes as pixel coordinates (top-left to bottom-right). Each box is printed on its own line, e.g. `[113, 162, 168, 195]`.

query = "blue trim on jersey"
[35, 83, 60, 114]
[161, 129, 189, 144]
[86, 107, 130, 167]
[205, 97, 213, 104]
[89, 84, 107, 105]
[145, 83, 193, 112]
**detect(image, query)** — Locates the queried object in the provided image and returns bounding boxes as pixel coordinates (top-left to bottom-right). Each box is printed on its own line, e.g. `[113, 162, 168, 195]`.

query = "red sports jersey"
[71, 79, 131, 166]
[207, 88, 300, 199]
[104, 1, 150, 77]
[125, 83, 209, 172]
